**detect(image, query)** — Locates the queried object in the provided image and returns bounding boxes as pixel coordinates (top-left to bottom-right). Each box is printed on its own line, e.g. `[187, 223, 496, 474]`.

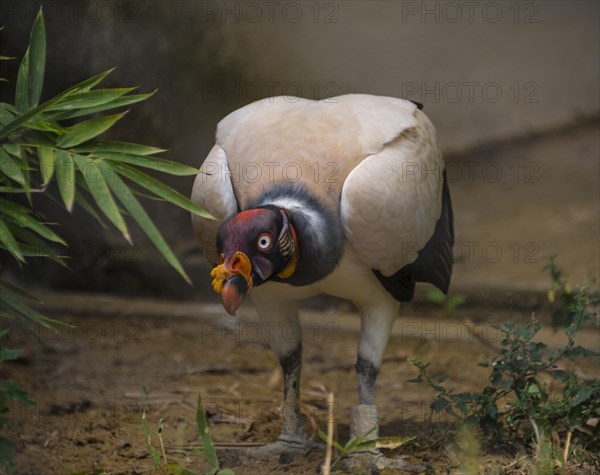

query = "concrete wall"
[1, 1, 598, 293]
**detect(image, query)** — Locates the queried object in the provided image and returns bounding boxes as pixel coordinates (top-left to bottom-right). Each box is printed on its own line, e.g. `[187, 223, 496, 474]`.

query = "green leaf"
[55, 150, 75, 211]
[0, 100, 56, 140]
[0, 289, 64, 330]
[426, 288, 446, 304]
[114, 164, 213, 218]
[10, 227, 68, 267]
[0, 218, 25, 263]
[24, 119, 66, 134]
[0, 198, 66, 245]
[74, 190, 106, 228]
[94, 151, 198, 176]
[44, 69, 114, 107]
[38, 145, 55, 184]
[167, 464, 203, 475]
[141, 412, 162, 468]
[0, 347, 23, 362]
[46, 88, 135, 111]
[0, 147, 25, 185]
[57, 113, 124, 148]
[73, 155, 130, 242]
[49, 92, 154, 120]
[72, 140, 165, 156]
[431, 397, 450, 413]
[0, 437, 15, 473]
[3, 143, 21, 158]
[100, 162, 190, 282]
[15, 8, 45, 112]
[0, 279, 41, 302]
[318, 430, 346, 453]
[194, 394, 220, 469]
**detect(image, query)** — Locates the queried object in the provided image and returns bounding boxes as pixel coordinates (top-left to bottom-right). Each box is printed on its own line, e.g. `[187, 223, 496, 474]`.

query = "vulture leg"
[342, 295, 423, 473]
[243, 289, 313, 462]
[353, 295, 399, 437]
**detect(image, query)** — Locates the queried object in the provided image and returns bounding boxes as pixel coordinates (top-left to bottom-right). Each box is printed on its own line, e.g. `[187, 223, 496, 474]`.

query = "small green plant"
[318, 427, 413, 472]
[426, 288, 467, 317]
[409, 259, 599, 471]
[450, 424, 480, 475]
[143, 394, 234, 475]
[0, 331, 35, 472]
[544, 254, 578, 329]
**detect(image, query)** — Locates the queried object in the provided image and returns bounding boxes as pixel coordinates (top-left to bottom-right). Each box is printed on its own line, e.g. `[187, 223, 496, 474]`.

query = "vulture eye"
[257, 233, 273, 251]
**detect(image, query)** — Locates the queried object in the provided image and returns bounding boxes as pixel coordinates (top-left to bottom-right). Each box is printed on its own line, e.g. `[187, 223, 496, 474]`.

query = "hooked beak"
[210, 252, 253, 316]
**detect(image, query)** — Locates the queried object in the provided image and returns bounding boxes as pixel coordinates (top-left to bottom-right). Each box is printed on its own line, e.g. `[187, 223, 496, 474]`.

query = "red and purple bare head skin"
[210, 207, 297, 315]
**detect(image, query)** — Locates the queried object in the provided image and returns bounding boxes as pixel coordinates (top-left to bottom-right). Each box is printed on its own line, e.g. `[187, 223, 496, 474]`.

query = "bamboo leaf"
[11, 227, 68, 266]
[0, 148, 25, 184]
[38, 145, 55, 184]
[0, 198, 65, 245]
[0, 103, 16, 126]
[0, 98, 55, 140]
[3, 143, 22, 158]
[100, 161, 190, 283]
[50, 92, 154, 120]
[94, 151, 198, 176]
[0, 279, 41, 302]
[46, 88, 135, 111]
[15, 8, 46, 112]
[55, 150, 75, 211]
[1, 290, 64, 330]
[114, 163, 213, 219]
[0, 218, 24, 263]
[57, 113, 124, 148]
[24, 120, 66, 134]
[73, 154, 130, 242]
[0, 186, 32, 193]
[72, 140, 165, 156]
[74, 190, 106, 228]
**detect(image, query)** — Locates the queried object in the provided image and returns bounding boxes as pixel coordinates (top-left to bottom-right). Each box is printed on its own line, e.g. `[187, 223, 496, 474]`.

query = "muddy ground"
[2, 291, 598, 475]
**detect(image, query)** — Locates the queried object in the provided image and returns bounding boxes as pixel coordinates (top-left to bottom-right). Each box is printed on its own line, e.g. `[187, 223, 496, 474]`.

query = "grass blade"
[55, 149, 75, 211]
[100, 161, 190, 283]
[194, 394, 219, 469]
[73, 154, 130, 242]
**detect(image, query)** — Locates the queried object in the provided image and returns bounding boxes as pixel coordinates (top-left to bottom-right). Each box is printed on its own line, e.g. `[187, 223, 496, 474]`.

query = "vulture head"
[211, 206, 298, 315]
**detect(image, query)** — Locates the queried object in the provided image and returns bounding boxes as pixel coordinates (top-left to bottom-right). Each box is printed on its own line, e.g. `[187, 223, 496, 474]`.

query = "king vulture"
[191, 94, 453, 470]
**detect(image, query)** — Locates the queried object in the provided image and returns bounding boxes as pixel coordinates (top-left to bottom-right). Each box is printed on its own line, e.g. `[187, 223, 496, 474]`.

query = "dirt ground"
[2, 122, 599, 474]
[2, 291, 598, 475]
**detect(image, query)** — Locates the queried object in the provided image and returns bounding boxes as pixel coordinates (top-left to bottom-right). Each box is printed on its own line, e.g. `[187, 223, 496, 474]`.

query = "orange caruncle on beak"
[210, 252, 254, 316]
[210, 252, 254, 294]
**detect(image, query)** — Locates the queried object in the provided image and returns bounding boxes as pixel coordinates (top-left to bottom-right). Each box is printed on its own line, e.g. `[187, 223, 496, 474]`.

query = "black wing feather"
[373, 170, 454, 302]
